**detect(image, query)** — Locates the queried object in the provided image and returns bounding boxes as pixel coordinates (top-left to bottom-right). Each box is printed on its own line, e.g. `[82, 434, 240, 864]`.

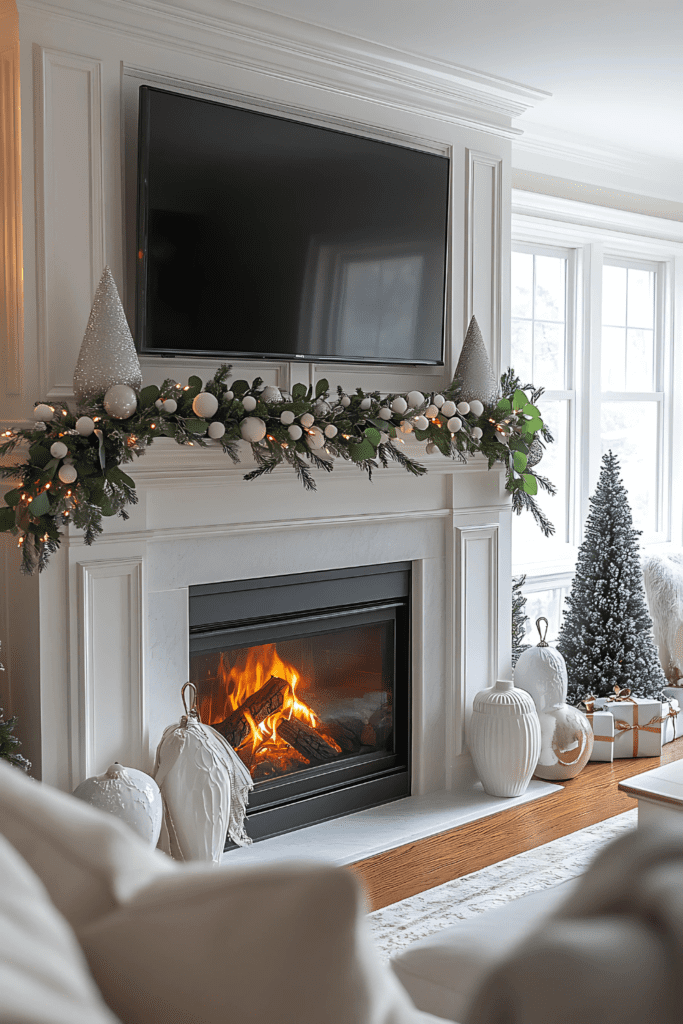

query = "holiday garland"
[0, 365, 555, 574]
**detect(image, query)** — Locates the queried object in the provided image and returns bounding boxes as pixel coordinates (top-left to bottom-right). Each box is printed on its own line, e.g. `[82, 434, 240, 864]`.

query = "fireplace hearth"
[189, 563, 411, 845]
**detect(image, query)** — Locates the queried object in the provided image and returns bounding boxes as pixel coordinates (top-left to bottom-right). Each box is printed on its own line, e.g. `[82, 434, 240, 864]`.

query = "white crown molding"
[17, 0, 549, 136]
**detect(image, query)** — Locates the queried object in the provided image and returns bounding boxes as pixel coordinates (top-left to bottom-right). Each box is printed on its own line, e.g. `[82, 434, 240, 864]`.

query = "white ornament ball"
[426, 442, 438, 454]
[324, 424, 338, 438]
[162, 399, 177, 414]
[441, 400, 456, 418]
[497, 431, 510, 445]
[424, 405, 439, 419]
[242, 395, 257, 412]
[456, 401, 470, 416]
[224, 390, 234, 401]
[300, 412, 315, 428]
[33, 421, 47, 432]
[447, 416, 462, 432]
[34, 403, 54, 421]
[433, 394, 445, 408]
[340, 395, 351, 408]
[379, 432, 390, 444]
[75, 416, 95, 437]
[207, 421, 226, 439]
[399, 420, 413, 434]
[58, 463, 78, 484]
[359, 397, 372, 411]
[413, 415, 429, 431]
[378, 406, 393, 420]
[192, 392, 219, 419]
[406, 390, 424, 409]
[240, 416, 267, 443]
[155, 399, 164, 410]
[288, 424, 302, 440]
[305, 426, 325, 449]
[73, 763, 162, 846]
[469, 399, 485, 417]
[314, 399, 331, 417]
[260, 385, 282, 403]
[103, 384, 137, 420]
[391, 396, 408, 415]
[50, 441, 68, 460]
[280, 410, 295, 425]
[472, 426, 483, 440]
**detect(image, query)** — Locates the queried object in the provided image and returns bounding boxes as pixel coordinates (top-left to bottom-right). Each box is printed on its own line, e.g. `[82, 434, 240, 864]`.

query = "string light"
[45, 482, 50, 489]
[150, 424, 156, 429]
[62, 410, 67, 416]
[17, 536, 24, 546]
[66, 490, 72, 497]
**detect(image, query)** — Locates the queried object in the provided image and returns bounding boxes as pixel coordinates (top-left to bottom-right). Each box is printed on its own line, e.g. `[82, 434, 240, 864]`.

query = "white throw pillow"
[0, 831, 122, 1024]
[79, 860, 448, 1024]
[0, 759, 174, 929]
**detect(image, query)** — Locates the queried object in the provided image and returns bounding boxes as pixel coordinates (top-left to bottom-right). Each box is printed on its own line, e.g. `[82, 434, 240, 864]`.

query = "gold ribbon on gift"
[609, 684, 636, 703]
[579, 696, 614, 743]
[579, 695, 598, 714]
[614, 710, 666, 757]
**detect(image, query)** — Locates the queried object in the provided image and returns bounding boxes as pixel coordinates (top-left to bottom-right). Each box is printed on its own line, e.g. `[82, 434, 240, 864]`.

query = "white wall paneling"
[34, 45, 104, 401]
[77, 558, 144, 782]
[465, 149, 503, 372]
[0, 14, 23, 402]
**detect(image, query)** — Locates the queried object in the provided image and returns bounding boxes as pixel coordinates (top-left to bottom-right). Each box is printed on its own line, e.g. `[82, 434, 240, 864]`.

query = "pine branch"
[534, 473, 557, 496]
[379, 442, 427, 477]
[511, 489, 556, 537]
[284, 448, 317, 491]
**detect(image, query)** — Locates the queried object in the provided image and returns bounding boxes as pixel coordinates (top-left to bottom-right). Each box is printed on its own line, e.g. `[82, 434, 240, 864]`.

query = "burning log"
[324, 716, 365, 753]
[216, 676, 289, 748]
[278, 717, 342, 764]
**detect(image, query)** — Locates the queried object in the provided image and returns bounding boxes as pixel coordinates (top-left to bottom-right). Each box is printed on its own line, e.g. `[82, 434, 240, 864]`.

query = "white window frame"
[509, 192, 683, 597]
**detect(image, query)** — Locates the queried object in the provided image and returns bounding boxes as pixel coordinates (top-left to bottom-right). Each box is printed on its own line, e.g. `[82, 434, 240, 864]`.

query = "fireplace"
[189, 562, 411, 844]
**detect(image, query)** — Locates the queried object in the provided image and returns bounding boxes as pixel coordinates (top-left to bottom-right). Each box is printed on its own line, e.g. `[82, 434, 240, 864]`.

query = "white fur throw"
[642, 550, 683, 683]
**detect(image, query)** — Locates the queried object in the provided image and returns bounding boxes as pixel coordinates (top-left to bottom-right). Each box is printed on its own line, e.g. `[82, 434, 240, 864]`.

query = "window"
[509, 192, 682, 609]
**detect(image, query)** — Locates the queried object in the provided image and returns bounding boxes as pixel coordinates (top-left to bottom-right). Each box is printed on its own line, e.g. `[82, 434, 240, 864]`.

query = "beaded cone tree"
[557, 450, 666, 705]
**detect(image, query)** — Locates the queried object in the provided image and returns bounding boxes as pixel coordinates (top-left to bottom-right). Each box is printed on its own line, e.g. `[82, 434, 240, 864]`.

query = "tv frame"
[135, 85, 450, 368]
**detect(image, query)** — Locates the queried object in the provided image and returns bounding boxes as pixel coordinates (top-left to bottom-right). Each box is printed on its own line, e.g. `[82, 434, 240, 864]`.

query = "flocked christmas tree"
[512, 574, 531, 667]
[0, 644, 31, 772]
[557, 450, 666, 705]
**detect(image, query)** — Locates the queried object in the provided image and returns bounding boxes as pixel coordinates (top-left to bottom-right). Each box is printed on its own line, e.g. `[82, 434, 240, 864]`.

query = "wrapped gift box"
[661, 689, 683, 741]
[581, 709, 615, 762]
[595, 695, 667, 758]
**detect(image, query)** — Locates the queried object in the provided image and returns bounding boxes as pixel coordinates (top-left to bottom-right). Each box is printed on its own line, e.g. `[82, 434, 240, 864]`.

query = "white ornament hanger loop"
[181, 681, 201, 726]
[535, 617, 549, 647]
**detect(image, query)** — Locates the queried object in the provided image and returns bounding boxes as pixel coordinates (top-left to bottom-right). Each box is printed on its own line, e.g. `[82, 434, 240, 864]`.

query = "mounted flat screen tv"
[136, 86, 449, 365]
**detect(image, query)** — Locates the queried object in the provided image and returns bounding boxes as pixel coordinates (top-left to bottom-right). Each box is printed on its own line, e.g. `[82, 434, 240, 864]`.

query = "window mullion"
[581, 241, 603, 538]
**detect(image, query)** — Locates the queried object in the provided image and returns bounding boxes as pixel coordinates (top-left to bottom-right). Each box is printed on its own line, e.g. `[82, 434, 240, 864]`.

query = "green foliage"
[512, 575, 531, 667]
[557, 451, 666, 705]
[0, 709, 31, 772]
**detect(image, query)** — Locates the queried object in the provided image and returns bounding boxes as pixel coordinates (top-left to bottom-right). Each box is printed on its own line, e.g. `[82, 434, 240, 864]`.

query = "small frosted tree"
[557, 450, 666, 705]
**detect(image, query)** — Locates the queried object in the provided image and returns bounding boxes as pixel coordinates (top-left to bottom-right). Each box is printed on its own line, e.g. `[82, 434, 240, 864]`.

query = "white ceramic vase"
[73, 763, 163, 845]
[514, 618, 594, 780]
[468, 680, 541, 797]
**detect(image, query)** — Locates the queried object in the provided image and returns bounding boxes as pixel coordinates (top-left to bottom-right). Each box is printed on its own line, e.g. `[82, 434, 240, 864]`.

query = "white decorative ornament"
[33, 422, 47, 432]
[469, 399, 485, 417]
[192, 392, 219, 419]
[242, 395, 257, 412]
[497, 431, 510, 445]
[455, 315, 499, 405]
[58, 464, 78, 484]
[456, 401, 470, 416]
[288, 424, 302, 440]
[378, 407, 393, 420]
[305, 426, 325, 449]
[73, 763, 163, 846]
[426, 442, 437, 454]
[103, 384, 138, 420]
[207, 421, 226, 439]
[413, 415, 429, 431]
[224, 390, 234, 401]
[240, 417, 267, 443]
[406, 390, 424, 409]
[379, 432, 390, 444]
[50, 441, 68, 460]
[155, 399, 164, 410]
[314, 399, 332, 416]
[359, 397, 372, 411]
[468, 680, 541, 798]
[391, 397, 408, 415]
[324, 424, 338, 438]
[162, 399, 177, 414]
[441, 400, 456, 418]
[514, 618, 593, 780]
[260, 385, 282, 403]
[447, 417, 462, 432]
[433, 394, 445, 408]
[300, 412, 314, 428]
[424, 405, 439, 419]
[34, 404, 53, 421]
[73, 266, 143, 403]
[399, 420, 413, 434]
[340, 395, 351, 408]
[153, 685, 253, 863]
[471, 426, 483, 440]
[280, 410, 295, 425]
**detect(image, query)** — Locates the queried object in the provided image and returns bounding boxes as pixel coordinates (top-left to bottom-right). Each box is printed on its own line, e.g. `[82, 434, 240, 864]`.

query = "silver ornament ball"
[103, 384, 138, 420]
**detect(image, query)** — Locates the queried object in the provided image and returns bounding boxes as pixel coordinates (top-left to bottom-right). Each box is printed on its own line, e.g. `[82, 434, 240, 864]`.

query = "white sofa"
[2, 757, 682, 1024]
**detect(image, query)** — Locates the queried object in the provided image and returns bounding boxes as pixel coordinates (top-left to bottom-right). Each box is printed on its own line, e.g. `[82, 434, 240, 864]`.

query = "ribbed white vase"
[468, 679, 541, 797]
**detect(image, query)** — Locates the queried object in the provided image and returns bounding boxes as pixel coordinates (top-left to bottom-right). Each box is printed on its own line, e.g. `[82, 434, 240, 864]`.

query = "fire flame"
[202, 643, 340, 776]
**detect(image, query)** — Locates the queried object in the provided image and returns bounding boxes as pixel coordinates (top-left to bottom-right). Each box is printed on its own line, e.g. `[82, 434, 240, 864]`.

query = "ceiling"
[234, 0, 683, 166]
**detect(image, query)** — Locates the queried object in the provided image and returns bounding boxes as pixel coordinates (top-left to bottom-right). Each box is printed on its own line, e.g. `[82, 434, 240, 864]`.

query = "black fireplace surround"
[189, 563, 411, 845]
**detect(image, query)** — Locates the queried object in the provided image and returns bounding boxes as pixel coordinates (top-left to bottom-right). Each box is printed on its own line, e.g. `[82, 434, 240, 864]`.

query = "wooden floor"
[350, 736, 683, 911]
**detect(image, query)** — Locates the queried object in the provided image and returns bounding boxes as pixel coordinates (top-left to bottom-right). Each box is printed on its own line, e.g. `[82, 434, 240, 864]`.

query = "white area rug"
[367, 809, 637, 961]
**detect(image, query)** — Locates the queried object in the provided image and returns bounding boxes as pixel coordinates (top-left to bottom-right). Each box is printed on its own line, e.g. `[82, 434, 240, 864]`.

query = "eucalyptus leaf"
[188, 375, 203, 390]
[522, 473, 538, 495]
[512, 389, 529, 411]
[524, 417, 543, 434]
[315, 378, 329, 398]
[100, 495, 117, 517]
[185, 419, 208, 433]
[363, 426, 381, 446]
[231, 380, 249, 397]
[4, 489, 21, 507]
[292, 383, 307, 400]
[414, 428, 431, 441]
[350, 438, 375, 461]
[513, 450, 528, 473]
[28, 491, 50, 517]
[139, 385, 160, 408]
[497, 399, 512, 412]
[0, 507, 15, 531]
[28, 444, 51, 468]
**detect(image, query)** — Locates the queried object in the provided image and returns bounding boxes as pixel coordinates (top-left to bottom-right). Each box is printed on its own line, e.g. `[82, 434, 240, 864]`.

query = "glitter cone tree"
[557, 450, 666, 705]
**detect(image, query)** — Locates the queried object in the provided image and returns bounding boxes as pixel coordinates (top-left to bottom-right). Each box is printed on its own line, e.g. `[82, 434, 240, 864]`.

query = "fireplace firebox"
[189, 563, 411, 845]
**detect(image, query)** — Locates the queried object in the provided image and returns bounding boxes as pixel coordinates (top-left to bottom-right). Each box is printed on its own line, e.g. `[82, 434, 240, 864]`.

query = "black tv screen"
[136, 86, 449, 365]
